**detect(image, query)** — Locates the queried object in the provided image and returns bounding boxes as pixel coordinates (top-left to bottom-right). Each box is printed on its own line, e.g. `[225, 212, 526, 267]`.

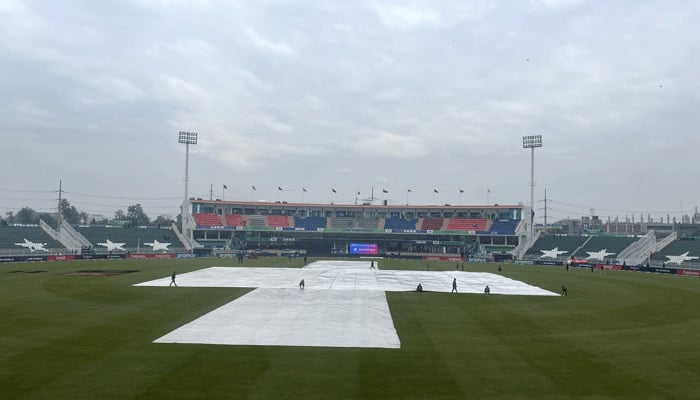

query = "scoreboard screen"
[349, 243, 378, 255]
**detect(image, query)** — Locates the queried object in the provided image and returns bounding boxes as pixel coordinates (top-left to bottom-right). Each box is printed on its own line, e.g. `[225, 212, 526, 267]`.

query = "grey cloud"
[1, 1, 699, 221]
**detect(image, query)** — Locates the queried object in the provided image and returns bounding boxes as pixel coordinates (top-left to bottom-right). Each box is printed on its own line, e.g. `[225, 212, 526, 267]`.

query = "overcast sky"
[1, 0, 699, 222]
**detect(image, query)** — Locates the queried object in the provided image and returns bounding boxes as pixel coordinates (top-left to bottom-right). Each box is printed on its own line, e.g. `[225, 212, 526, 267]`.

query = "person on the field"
[416, 283, 423, 292]
[484, 285, 490, 294]
[452, 278, 457, 293]
[299, 279, 305, 290]
[561, 284, 568, 296]
[169, 271, 177, 287]
[303, 255, 307, 265]
[370, 260, 375, 269]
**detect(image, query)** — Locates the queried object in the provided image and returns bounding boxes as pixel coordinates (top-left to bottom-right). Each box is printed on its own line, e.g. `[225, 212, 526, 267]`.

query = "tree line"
[1, 199, 175, 227]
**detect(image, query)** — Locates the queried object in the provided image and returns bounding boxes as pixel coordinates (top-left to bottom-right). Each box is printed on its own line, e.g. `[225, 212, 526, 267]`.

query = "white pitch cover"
[154, 288, 400, 348]
[138, 260, 557, 348]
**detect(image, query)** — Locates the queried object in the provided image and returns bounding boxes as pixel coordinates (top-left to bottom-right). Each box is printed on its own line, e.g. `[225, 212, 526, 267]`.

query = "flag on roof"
[278, 187, 283, 191]
[332, 188, 337, 193]
[459, 189, 464, 193]
[252, 185, 257, 191]
[302, 188, 307, 192]
[382, 189, 388, 193]
[223, 184, 228, 189]
[434, 189, 439, 193]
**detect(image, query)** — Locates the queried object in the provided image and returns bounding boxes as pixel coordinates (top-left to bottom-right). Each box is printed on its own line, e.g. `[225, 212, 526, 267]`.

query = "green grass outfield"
[1, 257, 698, 399]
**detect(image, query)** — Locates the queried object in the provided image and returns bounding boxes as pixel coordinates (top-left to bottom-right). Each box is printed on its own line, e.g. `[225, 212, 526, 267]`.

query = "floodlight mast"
[522, 135, 542, 238]
[179, 131, 198, 241]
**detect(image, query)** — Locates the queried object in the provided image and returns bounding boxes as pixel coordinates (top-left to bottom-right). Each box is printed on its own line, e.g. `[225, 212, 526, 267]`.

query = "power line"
[68, 200, 180, 208]
[64, 191, 181, 201]
[0, 188, 56, 193]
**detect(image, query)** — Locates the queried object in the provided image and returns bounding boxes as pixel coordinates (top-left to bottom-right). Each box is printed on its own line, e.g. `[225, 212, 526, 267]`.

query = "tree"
[114, 210, 126, 220]
[153, 214, 174, 227]
[5, 211, 15, 224]
[16, 207, 38, 224]
[79, 211, 90, 225]
[39, 213, 57, 227]
[127, 204, 150, 226]
[58, 199, 80, 224]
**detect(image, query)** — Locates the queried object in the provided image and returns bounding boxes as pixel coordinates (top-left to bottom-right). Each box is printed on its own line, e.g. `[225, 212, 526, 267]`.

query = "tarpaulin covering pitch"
[138, 260, 557, 348]
[136, 261, 557, 296]
[154, 288, 400, 348]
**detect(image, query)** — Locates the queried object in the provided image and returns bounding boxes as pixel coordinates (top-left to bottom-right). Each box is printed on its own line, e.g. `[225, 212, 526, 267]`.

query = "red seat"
[193, 213, 224, 226]
[447, 218, 488, 231]
[267, 215, 290, 228]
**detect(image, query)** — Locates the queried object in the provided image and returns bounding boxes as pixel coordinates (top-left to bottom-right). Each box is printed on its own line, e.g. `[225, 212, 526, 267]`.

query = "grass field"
[1, 257, 698, 399]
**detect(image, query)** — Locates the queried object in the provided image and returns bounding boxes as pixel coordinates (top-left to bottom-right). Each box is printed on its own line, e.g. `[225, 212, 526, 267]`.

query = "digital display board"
[349, 243, 378, 255]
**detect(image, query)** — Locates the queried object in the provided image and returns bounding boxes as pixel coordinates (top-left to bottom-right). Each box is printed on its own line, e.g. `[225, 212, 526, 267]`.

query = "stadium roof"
[189, 199, 524, 210]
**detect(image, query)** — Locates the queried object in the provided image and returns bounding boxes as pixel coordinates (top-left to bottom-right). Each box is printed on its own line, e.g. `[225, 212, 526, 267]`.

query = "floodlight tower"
[522, 135, 542, 237]
[179, 131, 198, 241]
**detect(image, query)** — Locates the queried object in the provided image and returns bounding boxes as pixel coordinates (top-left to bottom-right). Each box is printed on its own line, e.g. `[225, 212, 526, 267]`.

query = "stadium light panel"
[522, 135, 542, 148]
[179, 131, 198, 145]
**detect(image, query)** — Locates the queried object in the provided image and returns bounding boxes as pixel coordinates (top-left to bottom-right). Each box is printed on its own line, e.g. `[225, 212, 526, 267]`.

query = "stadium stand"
[0, 226, 64, 252]
[267, 215, 291, 228]
[355, 217, 381, 229]
[294, 216, 327, 230]
[383, 218, 418, 230]
[575, 236, 636, 258]
[224, 214, 248, 227]
[77, 226, 129, 248]
[247, 215, 266, 228]
[330, 217, 354, 229]
[77, 226, 185, 251]
[651, 238, 700, 262]
[526, 235, 588, 256]
[193, 213, 224, 227]
[487, 220, 520, 235]
[419, 218, 444, 230]
[447, 218, 489, 231]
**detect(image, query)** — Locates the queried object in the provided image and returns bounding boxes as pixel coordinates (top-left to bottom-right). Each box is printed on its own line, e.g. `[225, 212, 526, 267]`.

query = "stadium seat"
[193, 213, 224, 227]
